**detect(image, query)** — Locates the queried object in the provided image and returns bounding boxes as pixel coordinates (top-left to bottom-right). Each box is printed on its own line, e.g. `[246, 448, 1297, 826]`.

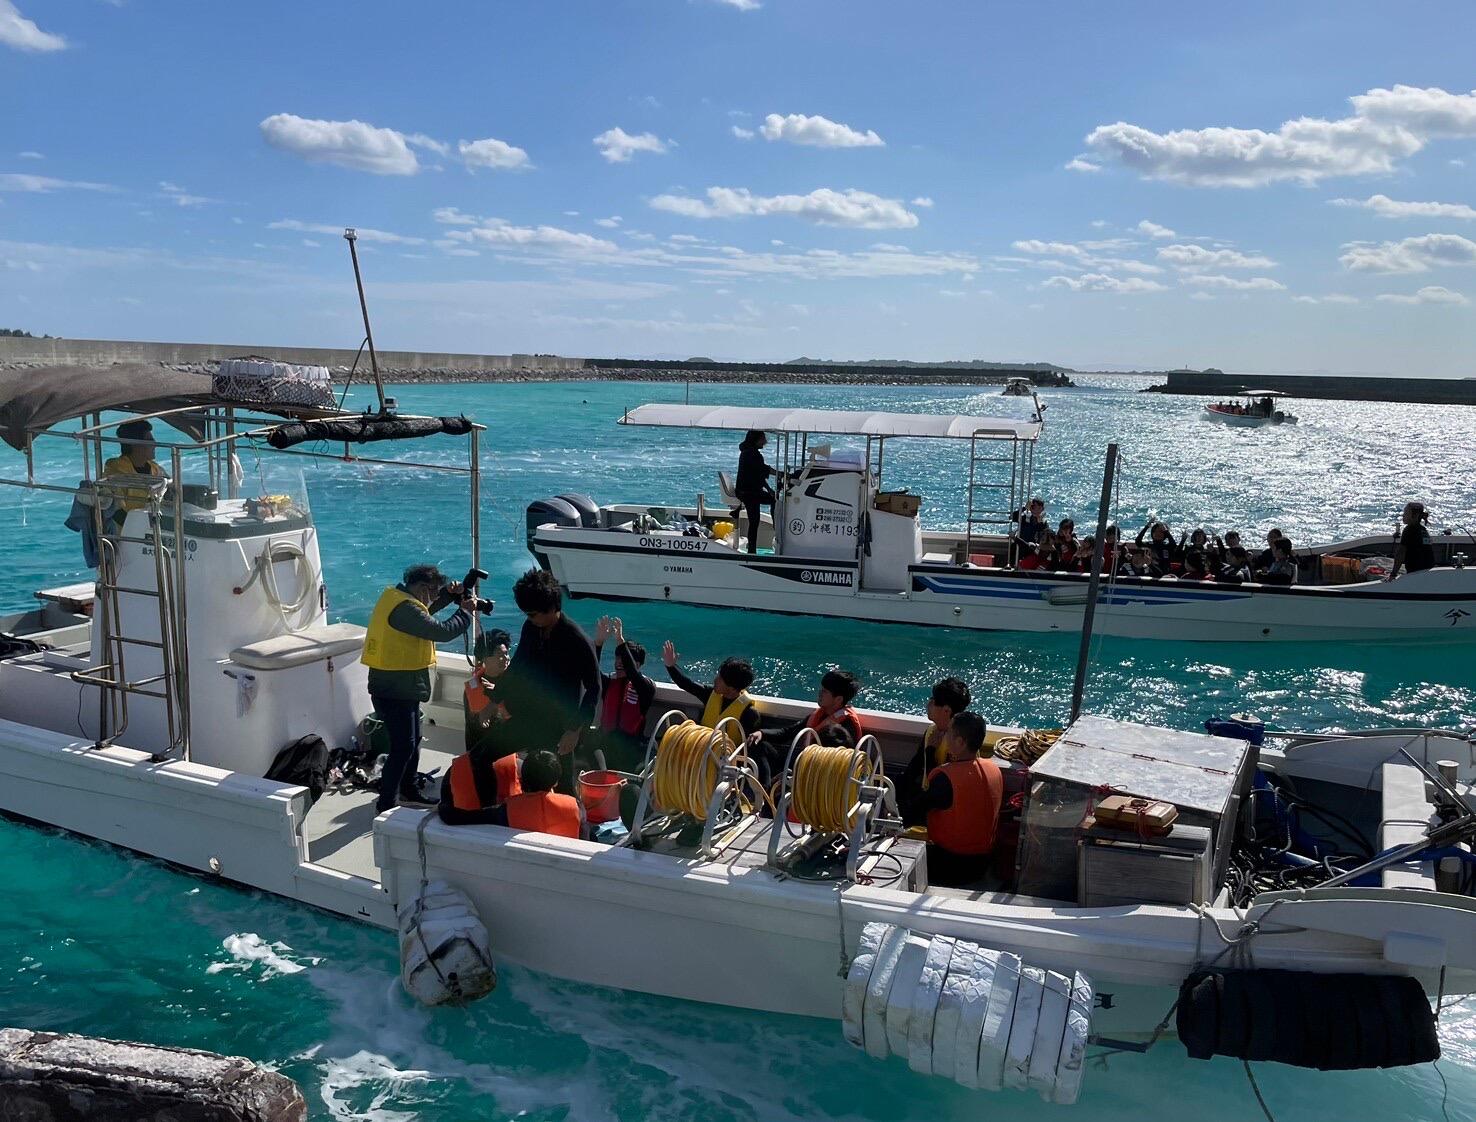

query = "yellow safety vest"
[361, 586, 437, 671]
[102, 456, 164, 512]
[701, 690, 753, 743]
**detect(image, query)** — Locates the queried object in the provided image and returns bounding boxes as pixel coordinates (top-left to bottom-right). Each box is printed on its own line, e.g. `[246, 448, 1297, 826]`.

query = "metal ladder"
[72, 477, 189, 755]
[964, 432, 1033, 560]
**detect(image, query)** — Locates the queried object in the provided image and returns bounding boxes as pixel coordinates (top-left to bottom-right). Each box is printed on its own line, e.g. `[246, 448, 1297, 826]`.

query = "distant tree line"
[0, 328, 51, 338]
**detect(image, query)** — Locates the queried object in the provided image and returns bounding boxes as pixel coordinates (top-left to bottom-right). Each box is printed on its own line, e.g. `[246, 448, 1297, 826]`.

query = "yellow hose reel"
[627, 712, 765, 855]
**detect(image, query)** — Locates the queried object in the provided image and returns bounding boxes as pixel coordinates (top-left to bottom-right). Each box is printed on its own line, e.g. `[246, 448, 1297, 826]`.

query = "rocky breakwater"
[0, 1027, 306, 1121]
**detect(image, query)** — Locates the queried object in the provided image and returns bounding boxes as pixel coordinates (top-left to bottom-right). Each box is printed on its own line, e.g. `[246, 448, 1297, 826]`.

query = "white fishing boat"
[1204, 390, 1299, 427]
[1000, 376, 1035, 397]
[1, 365, 1474, 1103]
[527, 404, 1476, 643]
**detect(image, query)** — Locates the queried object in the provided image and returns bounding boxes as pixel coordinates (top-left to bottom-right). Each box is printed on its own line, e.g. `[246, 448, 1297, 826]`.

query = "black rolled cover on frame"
[266, 414, 475, 449]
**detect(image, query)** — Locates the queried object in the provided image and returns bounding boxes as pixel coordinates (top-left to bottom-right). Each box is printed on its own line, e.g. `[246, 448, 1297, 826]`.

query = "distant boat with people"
[1001, 376, 1035, 397]
[1204, 390, 1299, 427]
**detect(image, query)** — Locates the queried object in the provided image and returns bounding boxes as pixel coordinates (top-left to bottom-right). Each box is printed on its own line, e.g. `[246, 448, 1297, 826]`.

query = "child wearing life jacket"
[489, 751, 585, 839]
[593, 616, 655, 772]
[463, 629, 512, 755]
[898, 676, 971, 827]
[438, 749, 524, 826]
[922, 711, 1004, 888]
[746, 668, 863, 788]
[662, 641, 760, 743]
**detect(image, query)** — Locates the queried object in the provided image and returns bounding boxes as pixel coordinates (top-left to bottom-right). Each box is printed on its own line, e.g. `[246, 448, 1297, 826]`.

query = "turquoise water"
[2, 377, 1475, 1119]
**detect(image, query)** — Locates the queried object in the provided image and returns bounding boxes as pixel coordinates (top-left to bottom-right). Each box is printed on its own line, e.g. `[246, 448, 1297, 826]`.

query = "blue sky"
[3, 1, 1475, 375]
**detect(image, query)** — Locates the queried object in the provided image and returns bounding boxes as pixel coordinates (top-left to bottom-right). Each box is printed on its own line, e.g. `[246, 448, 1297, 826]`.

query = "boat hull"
[533, 528, 1476, 642]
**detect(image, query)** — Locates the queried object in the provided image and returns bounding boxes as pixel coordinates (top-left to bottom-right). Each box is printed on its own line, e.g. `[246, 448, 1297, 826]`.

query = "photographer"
[361, 563, 478, 812]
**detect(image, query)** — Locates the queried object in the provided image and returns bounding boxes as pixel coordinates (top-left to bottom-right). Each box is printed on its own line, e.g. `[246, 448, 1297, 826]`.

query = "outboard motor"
[526, 496, 582, 554]
[556, 493, 601, 529]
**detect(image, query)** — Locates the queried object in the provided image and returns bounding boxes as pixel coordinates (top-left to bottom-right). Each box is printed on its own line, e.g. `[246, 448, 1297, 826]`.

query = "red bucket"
[578, 770, 625, 824]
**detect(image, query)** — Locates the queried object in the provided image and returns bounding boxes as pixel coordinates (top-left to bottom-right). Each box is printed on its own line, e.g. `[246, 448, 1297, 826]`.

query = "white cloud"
[1085, 85, 1476, 188]
[0, 172, 111, 193]
[301, 239, 321, 248]
[911, 196, 934, 207]
[593, 127, 668, 163]
[158, 181, 211, 207]
[712, 0, 760, 9]
[441, 217, 619, 255]
[1329, 194, 1476, 220]
[1137, 219, 1175, 239]
[269, 218, 426, 245]
[1010, 238, 1161, 275]
[1065, 157, 1100, 173]
[595, 216, 622, 228]
[459, 136, 531, 171]
[1188, 291, 1215, 302]
[1044, 273, 1167, 293]
[260, 114, 419, 175]
[758, 113, 884, 149]
[432, 207, 478, 226]
[1184, 274, 1286, 291]
[17, 150, 42, 160]
[1293, 293, 1360, 305]
[1339, 233, 1476, 273]
[1157, 243, 1276, 270]
[650, 186, 918, 229]
[1375, 285, 1470, 305]
[1453, 159, 1467, 168]
[0, 0, 65, 51]
[403, 133, 449, 157]
[731, 126, 755, 140]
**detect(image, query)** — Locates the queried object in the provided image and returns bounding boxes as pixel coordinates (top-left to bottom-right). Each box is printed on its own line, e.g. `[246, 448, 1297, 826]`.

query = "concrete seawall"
[1151, 369, 1476, 406]
[0, 336, 585, 373]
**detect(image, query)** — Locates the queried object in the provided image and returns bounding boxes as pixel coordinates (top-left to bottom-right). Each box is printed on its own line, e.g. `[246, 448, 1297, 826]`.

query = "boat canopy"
[618, 403, 1041, 441]
[0, 364, 216, 451]
[1238, 389, 1288, 397]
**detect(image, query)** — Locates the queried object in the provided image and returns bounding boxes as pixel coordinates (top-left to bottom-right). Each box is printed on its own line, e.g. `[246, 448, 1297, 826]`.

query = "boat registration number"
[640, 536, 710, 553]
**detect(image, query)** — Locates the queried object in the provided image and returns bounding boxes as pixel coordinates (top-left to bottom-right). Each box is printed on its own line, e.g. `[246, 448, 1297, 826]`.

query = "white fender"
[862, 925, 909, 1059]
[953, 947, 1001, 1089]
[1003, 965, 1045, 1091]
[931, 940, 979, 1079]
[907, 934, 957, 1075]
[884, 933, 933, 1057]
[842, 922, 888, 1048]
[975, 950, 1020, 1091]
[1051, 972, 1094, 1106]
[1026, 970, 1073, 1098]
[397, 881, 495, 1007]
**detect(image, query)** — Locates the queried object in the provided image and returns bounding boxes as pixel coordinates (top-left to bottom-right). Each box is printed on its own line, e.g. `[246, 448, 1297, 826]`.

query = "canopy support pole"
[344, 228, 386, 414]
[1071, 443, 1118, 724]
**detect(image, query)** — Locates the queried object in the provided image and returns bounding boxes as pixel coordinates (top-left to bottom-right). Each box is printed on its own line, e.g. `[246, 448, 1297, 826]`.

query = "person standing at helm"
[661, 640, 760, 744]
[102, 419, 166, 522]
[362, 564, 475, 812]
[1388, 501, 1436, 581]
[735, 429, 775, 555]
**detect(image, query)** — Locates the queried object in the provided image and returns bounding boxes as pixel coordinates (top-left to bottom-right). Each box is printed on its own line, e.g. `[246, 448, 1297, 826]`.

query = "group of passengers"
[380, 565, 1003, 885]
[1012, 498, 1436, 585]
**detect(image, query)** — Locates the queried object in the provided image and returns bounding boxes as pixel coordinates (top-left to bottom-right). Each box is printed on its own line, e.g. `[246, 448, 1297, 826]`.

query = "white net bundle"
[213, 357, 336, 409]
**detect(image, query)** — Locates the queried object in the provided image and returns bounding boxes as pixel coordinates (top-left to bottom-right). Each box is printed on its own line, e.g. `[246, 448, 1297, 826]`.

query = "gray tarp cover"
[0, 365, 215, 451]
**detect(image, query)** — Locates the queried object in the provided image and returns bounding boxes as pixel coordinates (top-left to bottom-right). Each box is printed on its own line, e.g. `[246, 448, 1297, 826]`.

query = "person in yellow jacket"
[362, 564, 475, 811]
[660, 640, 759, 743]
[101, 418, 166, 521]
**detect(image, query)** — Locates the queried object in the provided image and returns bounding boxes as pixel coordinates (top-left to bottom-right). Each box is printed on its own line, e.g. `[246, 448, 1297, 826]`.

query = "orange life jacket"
[504, 791, 581, 838]
[465, 670, 494, 716]
[806, 706, 864, 745]
[447, 751, 523, 811]
[926, 757, 1004, 856]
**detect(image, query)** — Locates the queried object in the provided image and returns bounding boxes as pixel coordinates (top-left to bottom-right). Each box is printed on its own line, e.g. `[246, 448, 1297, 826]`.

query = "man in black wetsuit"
[503, 568, 601, 790]
[735, 429, 775, 555]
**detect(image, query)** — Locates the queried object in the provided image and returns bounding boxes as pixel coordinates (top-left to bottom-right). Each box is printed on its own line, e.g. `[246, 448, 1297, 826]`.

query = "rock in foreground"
[0, 1027, 306, 1121]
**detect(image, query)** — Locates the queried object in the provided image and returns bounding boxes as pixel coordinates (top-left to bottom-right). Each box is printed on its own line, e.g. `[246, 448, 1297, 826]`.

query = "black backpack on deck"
[265, 734, 330, 806]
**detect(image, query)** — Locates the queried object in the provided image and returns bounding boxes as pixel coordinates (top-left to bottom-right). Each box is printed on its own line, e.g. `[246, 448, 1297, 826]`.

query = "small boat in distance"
[1001, 376, 1035, 396]
[1204, 390, 1299, 426]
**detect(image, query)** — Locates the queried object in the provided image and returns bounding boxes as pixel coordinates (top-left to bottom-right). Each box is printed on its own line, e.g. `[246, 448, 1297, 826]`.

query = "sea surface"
[1, 376, 1475, 1120]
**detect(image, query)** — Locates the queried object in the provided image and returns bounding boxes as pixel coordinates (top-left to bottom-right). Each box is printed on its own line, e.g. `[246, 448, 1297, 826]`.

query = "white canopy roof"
[617, 403, 1041, 441]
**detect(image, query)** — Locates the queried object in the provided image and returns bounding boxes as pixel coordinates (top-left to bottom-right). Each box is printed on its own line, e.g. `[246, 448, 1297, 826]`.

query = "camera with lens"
[448, 567, 496, 614]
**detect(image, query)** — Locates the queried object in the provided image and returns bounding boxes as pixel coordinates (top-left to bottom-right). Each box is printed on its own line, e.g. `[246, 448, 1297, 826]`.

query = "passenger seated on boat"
[1015, 540, 1043, 570]
[1209, 530, 1241, 568]
[1072, 534, 1096, 573]
[1182, 527, 1210, 556]
[1388, 501, 1435, 581]
[101, 418, 166, 522]
[503, 568, 601, 789]
[1259, 538, 1298, 586]
[1181, 548, 1212, 581]
[1048, 519, 1077, 569]
[592, 615, 655, 773]
[661, 641, 760, 743]
[1013, 497, 1047, 544]
[898, 677, 971, 827]
[1254, 528, 1284, 572]
[921, 712, 1004, 888]
[1136, 520, 1179, 572]
[1216, 546, 1253, 584]
[438, 749, 524, 826]
[464, 629, 513, 756]
[475, 751, 586, 839]
[746, 668, 864, 787]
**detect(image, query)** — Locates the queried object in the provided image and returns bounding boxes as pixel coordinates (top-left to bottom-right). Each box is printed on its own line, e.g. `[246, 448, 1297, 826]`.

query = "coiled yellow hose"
[652, 721, 725, 819]
[790, 745, 876, 833]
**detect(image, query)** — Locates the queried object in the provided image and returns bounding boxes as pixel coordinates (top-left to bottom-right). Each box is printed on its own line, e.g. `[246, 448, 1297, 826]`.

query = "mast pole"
[1070, 443, 1118, 724]
[344, 228, 386, 413]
